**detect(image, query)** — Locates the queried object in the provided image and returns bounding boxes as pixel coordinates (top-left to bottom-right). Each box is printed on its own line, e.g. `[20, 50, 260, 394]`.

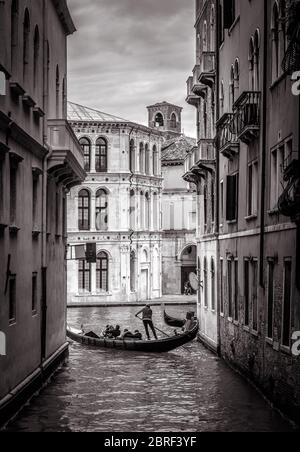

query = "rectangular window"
[10, 165, 17, 225]
[267, 260, 275, 340]
[226, 173, 238, 222]
[234, 260, 239, 322]
[55, 190, 60, 235]
[252, 260, 258, 332]
[32, 272, 38, 314]
[228, 260, 233, 319]
[247, 161, 258, 216]
[220, 180, 224, 224]
[282, 260, 292, 347]
[170, 203, 175, 230]
[32, 175, 38, 229]
[270, 146, 285, 210]
[9, 275, 17, 324]
[244, 260, 250, 327]
[223, 0, 236, 30]
[220, 259, 224, 315]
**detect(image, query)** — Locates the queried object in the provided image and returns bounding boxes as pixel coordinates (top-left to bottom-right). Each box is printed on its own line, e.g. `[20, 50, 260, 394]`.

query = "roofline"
[146, 103, 183, 111]
[52, 0, 76, 36]
[68, 119, 163, 137]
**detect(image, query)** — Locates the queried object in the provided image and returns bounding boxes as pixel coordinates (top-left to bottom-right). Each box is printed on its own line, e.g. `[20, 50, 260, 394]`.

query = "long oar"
[136, 315, 192, 353]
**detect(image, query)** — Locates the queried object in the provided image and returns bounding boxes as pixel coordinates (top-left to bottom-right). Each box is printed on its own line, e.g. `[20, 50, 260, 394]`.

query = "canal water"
[5, 305, 296, 432]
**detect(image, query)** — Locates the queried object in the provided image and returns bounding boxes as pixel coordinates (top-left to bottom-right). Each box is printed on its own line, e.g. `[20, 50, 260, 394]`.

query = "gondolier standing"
[135, 305, 158, 341]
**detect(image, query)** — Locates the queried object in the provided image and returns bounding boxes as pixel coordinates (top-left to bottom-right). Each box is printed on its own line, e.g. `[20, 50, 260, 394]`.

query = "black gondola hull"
[67, 322, 199, 353]
[163, 311, 186, 328]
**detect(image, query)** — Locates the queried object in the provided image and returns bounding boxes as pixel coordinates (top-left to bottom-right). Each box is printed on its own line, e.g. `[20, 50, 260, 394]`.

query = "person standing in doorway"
[135, 305, 158, 341]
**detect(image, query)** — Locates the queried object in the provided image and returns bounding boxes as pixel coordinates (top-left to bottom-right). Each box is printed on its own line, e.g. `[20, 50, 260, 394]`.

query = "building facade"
[0, 0, 85, 425]
[185, 0, 219, 352]
[147, 102, 198, 295]
[67, 102, 163, 304]
[186, 0, 300, 422]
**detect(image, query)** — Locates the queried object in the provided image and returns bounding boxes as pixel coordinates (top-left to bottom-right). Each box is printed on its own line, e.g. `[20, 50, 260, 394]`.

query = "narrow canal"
[5, 305, 296, 432]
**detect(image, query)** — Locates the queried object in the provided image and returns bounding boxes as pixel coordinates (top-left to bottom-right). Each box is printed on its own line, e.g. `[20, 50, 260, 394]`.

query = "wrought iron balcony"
[234, 91, 261, 145]
[186, 76, 200, 107]
[278, 151, 300, 221]
[199, 52, 216, 88]
[47, 119, 86, 189]
[217, 113, 240, 159]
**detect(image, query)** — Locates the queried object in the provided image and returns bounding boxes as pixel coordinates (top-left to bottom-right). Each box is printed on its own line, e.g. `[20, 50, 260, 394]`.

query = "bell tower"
[147, 102, 183, 139]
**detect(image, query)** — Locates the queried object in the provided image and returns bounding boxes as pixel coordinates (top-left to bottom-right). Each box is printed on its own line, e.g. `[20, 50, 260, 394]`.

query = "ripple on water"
[5, 305, 297, 433]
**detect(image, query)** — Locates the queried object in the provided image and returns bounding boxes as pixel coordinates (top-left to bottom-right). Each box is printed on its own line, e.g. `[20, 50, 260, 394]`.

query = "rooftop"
[162, 135, 197, 163]
[68, 102, 129, 123]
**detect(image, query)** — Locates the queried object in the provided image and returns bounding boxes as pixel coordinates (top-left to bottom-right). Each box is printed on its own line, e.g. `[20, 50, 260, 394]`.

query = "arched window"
[130, 251, 136, 292]
[272, 2, 280, 82]
[129, 139, 135, 173]
[139, 143, 145, 173]
[56, 65, 60, 118]
[234, 58, 240, 96]
[155, 113, 164, 127]
[210, 5, 215, 51]
[33, 26, 40, 88]
[153, 145, 158, 176]
[220, 80, 224, 115]
[153, 193, 158, 230]
[230, 65, 235, 109]
[145, 193, 150, 230]
[153, 248, 160, 290]
[96, 189, 108, 231]
[78, 260, 91, 292]
[79, 138, 91, 172]
[254, 29, 260, 90]
[11, 0, 19, 72]
[203, 257, 208, 308]
[249, 37, 255, 90]
[23, 9, 30, 80]
[203, 21, 208, 51]
[211, 258, 216, 311]
[78, 189, 90, 231]
[140, 191, 145, 229]
[62, 77, 67, 117]
[170, 113, 177, 129]
[145, 144, 150, 175]
[279, 0, 287, 62]
[96, 252, 109, 292]
[130, 190, 135, 230]
[95, 137, 108, 172]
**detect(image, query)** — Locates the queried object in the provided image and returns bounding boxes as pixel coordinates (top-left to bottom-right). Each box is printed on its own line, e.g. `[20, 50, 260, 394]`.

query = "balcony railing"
[186, 76, 200, 107]
[197, 139, 216, 161]
[218, 113, 240, 159]
[199, 52, 216, 88]
[47, 119, 86, 189]
[234, 91, 261, 144]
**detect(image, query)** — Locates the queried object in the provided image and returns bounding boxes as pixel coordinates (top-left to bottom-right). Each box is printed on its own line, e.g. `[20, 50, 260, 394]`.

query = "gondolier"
[135, 305, 158, 341]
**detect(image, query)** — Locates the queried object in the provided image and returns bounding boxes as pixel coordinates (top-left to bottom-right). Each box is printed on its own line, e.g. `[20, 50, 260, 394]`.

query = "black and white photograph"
[0, 0, 300, 436]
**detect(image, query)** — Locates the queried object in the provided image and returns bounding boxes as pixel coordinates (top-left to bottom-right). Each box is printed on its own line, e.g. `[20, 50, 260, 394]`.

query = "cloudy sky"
[67, 0, 197, 137]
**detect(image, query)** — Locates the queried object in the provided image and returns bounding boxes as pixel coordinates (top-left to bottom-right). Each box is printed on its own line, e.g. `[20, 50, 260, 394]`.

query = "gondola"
[67, 321, 199, 353]
[163, 311, 186, 328]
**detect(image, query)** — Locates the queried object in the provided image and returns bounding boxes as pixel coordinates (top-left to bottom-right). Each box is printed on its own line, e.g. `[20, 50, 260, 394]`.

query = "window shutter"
[223, 0, 235, 29]
[226, 174, 237, 221]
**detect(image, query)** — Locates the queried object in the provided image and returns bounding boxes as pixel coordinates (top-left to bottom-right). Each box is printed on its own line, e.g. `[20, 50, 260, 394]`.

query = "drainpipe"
[260, 0, 268, 383]
[259, 0, 268, 290]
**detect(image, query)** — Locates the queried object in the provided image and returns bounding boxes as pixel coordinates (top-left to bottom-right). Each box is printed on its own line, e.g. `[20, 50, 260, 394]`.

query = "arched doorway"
[180, 245, 197, 295]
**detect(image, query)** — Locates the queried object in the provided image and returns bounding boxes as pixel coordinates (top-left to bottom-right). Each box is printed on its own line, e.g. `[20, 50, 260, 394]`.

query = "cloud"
[67, 0, 196, 137]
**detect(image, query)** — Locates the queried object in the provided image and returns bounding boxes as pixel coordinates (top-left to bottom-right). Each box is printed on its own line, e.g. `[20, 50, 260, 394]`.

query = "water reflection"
[5, 305, 296, 432]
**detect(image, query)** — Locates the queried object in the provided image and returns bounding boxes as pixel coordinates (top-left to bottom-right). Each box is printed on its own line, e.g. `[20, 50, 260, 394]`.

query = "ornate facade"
[147, 102, 198, 295]
[67, 102, 163, 304]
